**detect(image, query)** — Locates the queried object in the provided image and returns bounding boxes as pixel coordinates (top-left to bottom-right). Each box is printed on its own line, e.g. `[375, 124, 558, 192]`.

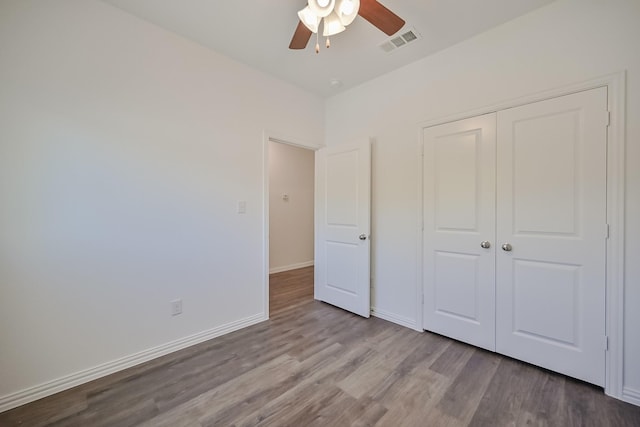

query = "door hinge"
[605, 111, 611, 127]
[605, 223, 610, 239]
[604, 335, 609, 351]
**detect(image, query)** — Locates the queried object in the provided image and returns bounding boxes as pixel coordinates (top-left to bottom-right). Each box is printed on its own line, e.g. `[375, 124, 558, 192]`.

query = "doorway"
[267, 138, 316, 316]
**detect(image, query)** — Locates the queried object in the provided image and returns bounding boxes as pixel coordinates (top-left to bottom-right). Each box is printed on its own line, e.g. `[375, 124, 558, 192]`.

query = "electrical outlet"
[171, 299, 182, 316]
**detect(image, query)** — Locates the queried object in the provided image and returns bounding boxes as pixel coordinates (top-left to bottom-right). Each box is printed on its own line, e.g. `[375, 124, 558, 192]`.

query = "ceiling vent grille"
[379, 28, 421, 53]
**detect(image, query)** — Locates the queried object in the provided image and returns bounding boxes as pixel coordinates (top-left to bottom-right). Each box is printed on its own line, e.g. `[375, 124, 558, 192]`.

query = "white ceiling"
[102, 0, 556, 97]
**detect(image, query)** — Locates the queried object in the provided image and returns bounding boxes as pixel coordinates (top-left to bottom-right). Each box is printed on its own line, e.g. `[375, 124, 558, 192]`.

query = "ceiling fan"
[289, 0, 405, 52]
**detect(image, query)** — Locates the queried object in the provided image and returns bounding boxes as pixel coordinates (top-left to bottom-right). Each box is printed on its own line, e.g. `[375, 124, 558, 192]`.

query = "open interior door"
[315, 140, 371, 317]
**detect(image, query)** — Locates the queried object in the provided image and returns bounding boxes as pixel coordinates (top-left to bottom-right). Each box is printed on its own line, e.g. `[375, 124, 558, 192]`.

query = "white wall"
[0, 0, 323, 408]
[325, 0, 640, 402]
[268, 142, 315, 273]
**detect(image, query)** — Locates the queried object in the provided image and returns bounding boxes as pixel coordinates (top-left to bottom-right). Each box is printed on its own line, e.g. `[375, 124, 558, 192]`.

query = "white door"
[496, 87, 608, 386]
[423, 113, 497, 351]
[315, 140, 371, 317]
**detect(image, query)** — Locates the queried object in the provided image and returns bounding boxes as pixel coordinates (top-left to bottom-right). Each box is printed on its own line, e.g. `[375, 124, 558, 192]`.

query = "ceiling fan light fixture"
[308, 0, 335, 18]
[289, 0, 404, 52]
[298, 6, 320, 33]
[323, 11, 346, 37]
[335, 0, 360, 26]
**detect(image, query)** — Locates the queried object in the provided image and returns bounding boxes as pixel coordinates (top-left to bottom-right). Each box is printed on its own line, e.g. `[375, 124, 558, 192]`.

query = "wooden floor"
[2, 266, 639, 426]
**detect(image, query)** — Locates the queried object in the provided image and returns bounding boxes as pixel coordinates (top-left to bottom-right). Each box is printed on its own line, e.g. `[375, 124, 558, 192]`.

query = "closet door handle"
[502, 243, 513, 252]
[480, 241, 491, 249]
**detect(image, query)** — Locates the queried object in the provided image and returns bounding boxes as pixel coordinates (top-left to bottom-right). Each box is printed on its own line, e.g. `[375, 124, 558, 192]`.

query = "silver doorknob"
[502, 243, 513, 252]
[359, 234, 367, 240]
[480, 241, 491, 249]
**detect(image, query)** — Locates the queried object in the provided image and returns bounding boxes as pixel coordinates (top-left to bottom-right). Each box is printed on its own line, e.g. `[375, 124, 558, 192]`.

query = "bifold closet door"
[423, 113, 497, 352]
[495, 87, 608, 386]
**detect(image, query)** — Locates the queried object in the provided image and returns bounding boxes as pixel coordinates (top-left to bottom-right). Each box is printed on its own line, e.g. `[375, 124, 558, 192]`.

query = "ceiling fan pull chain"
[315, 31, 320, 54]
[326, 37, 330, 48]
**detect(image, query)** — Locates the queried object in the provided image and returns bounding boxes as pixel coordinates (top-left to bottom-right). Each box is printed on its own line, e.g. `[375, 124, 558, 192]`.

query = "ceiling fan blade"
[358, 0, 405, 36]
[289, 20, 313, 49]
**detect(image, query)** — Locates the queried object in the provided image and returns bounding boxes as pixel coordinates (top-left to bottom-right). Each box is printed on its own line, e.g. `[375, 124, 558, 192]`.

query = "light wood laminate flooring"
[1, 266, 639, 426]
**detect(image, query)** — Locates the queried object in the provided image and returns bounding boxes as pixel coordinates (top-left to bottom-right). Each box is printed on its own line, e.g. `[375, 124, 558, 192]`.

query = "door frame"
[417, 72, 626, 401]
[262, 130, 323, 319]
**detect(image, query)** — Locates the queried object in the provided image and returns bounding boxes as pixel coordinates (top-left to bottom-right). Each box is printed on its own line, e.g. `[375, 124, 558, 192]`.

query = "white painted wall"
[268, 142, 315, 273]
[0, 0, 323, 407]
[325, 0, 640, 401]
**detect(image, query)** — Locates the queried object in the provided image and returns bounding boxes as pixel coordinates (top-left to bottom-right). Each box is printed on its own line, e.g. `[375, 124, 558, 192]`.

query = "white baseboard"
[269, 260, 314, 274]
[622, 386, 640, 407]
[370, 307, 419, 331]
[0, 312, 267, 413]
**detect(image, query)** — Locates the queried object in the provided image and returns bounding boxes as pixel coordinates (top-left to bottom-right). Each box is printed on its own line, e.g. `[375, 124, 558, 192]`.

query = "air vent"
[379, 28, 421, 53]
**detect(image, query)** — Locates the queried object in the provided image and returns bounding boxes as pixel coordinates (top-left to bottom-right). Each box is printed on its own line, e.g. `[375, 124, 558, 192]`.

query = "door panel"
[326, 242, 359, 295]
[434, 251, 481, 321]
[496, 87, 607, 386]
[316, 141, 371, 318]
[423, 113, 496, 351]
[434, 133, 480, 230]
[326, 151, 359, 226]
[512, 260, 580, 346]
[511, 111, 580, 235]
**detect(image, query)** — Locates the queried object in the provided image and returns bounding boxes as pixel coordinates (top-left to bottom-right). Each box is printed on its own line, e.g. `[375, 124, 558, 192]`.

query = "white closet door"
[423, 113, 497, 351]
[496, 87, 608, 386]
